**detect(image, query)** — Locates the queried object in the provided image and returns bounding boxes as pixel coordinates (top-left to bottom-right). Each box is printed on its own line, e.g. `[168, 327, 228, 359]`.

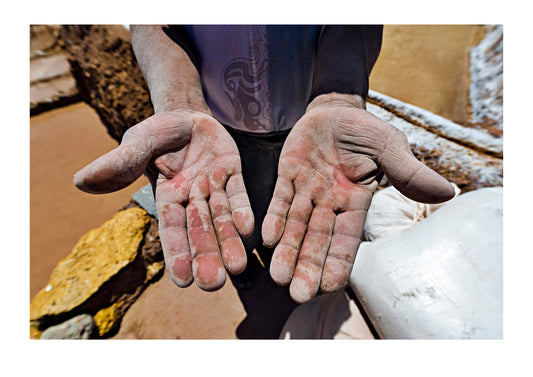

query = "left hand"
[262, 96, 455, 303]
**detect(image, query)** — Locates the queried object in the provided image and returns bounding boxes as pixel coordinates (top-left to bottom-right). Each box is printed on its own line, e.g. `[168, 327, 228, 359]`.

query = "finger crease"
[220, 236, 242, 244]
[327, 252, 354, 265]
[278, 242, 301, 255]
[286, 218, 309, 228]
[306, 228, 333, 239]
[272, 195, 294, 207]
[213, 214, 233, 223]
[405, 163, 424, 188]
[159, 224, 186, 231]
[231, 204, 252, 211]
[332, 232, 361, 242]
[298, 254, 324, 269]
[188, 223, 215, 231]
[193, 249, 221, 258]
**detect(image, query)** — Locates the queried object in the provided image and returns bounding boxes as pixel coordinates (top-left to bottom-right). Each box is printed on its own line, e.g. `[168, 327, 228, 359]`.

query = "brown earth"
[111, 270, 245, 339]
[30, 102, 149, 300]
[370, 25, 487, 124]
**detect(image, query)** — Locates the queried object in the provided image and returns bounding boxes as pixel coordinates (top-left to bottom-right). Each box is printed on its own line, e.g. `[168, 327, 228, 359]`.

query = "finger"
[269, 194, 313, 286]
[187, 197, 227, 291]
[320, 209, 366, 293]
[157, 201, 193, 287]
[226, 173, 255, 238]
[379, 129, 455, 204]
[187, 175, 226, 290]
[289, 206, 335, 304]
[261, 176, 294, 247]
[73, 143, 151, 194]
[155, 180, 193, 287]
[209, 189, 247, 275]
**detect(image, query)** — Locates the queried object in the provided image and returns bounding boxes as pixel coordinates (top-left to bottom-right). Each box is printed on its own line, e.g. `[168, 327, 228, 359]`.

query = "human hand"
[262, 98, 455, 303]
[74, 110, 254, 291]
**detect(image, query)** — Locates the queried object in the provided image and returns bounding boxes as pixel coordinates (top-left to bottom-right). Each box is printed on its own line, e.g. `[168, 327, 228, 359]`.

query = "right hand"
[73, 110, 255, 291]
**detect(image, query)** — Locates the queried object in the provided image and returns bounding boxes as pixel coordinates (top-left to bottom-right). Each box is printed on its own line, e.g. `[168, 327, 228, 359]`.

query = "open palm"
[262, 105, 454, 303]
[74, 111, 254, 291]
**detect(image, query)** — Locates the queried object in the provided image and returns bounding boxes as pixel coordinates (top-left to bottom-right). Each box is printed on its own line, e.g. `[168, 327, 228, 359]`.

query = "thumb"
[73, 137, 153, 194]
[379, 129, 455, 204]
[73, 115, 161, 194]
[74, 112, 194, 194]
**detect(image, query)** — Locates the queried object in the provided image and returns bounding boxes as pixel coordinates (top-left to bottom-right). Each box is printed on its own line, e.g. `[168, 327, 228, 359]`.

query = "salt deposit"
[469, 25, 503, 130]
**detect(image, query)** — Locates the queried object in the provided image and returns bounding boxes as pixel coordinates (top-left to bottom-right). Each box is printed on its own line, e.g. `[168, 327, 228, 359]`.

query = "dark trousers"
[225, 127, 299, 338]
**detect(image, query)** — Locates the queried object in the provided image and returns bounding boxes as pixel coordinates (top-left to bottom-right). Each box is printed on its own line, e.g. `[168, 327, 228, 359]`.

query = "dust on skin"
[290, 206, 336, 301]
[264, 110, 374, 302]
[170, 254, 193, 287]
[149, 113, 254, 290]
[262, 102, 454, 303]
[209, 190, 247, 274]
[192, 254, 227, 291]
[186, 201, 226, 290]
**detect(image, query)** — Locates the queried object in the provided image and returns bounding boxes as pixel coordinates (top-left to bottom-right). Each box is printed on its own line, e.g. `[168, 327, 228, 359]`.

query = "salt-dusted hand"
[262, 98, 455, 304]
[74, 110, 254, 291]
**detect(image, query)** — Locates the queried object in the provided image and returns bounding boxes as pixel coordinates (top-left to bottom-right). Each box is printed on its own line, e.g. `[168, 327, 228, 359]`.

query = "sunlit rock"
[30, 208, 150, 327]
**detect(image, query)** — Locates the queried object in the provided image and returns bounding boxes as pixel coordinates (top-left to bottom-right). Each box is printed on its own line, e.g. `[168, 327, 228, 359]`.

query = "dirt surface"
[370, 25, 486, 124]
[30, 102, 149, 300]
[111, 270, 245, 339]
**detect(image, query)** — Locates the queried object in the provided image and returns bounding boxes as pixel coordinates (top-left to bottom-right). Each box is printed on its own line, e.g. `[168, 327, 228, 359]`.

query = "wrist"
[306, 92, 366, 113]
[151, 89, 212, 116]
[146, 64, 211, 116]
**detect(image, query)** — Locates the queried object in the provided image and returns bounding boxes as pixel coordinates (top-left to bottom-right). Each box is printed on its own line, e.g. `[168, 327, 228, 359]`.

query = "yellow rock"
[30, 322, 42, 339]
[145, 260, 165, 283]
[94, 300, 123, 337]
[30, 208, 150, 321]
[92, 261, 165, 338]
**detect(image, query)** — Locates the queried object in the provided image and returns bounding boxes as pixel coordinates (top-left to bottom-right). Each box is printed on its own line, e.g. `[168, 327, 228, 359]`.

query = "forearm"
[309, 25, 383, 109]
[130, 25, 210, 115]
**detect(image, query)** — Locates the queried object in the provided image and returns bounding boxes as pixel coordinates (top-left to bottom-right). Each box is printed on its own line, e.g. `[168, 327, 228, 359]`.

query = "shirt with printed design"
[164, 25, 383, 134]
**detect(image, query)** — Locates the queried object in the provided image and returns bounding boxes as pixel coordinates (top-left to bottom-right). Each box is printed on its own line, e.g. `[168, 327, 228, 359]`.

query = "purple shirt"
[169, 25, 382, 133]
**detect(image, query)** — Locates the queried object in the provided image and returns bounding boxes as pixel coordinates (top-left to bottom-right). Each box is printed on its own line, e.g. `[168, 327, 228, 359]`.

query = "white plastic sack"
[279, 290, 375, 339]
[350, 187, 503, 339]
[363, 183, 460, 241]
